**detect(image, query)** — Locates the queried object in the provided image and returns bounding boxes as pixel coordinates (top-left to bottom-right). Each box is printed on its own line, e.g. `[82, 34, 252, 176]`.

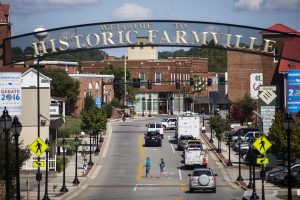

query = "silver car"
[188, 168, 217, 193]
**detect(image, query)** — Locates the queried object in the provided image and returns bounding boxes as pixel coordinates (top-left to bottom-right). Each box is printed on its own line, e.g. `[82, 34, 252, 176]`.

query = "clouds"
[111, 3, 152, 20]
[234, 0, 300, 11]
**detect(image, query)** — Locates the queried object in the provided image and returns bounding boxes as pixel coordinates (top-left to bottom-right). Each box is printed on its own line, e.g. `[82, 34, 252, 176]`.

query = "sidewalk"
[20, 121, 114, 200]
[201, 123, 284, 200]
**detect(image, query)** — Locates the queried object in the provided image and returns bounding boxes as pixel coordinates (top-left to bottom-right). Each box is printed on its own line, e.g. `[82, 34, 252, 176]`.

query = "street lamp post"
[88, 131, 94, 165]
[12, 116, 22, 200]
[73, 136, 80, 184]
[249, 138, 259, 200]
[236, 135, 243, 181]
[148, 94, 152, 117]
[227, 134, 233, 166]
[142, 97, 145, 117]
[60, 137, 68, 192]
[95, 133, 100, 153]
[283, 113, 294, 200]
[0, 107, 12, 200]
[209, 117, 214, 143]
[43, 139, 50, 200]
[170, 96, 174, 115]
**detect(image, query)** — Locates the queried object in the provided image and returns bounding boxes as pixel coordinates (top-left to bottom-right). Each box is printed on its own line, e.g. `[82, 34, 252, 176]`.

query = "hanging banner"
[0, 73, 22, 115]
[250, 73, 263, 99]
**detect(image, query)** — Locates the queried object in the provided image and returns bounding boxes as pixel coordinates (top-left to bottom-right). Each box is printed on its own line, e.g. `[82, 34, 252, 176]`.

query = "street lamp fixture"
[43, 139, 50, 200]
[60, 137, 68, 192]
[0, 107, 13, 200]
[142, 97, 145, 117]
[283, 113, 294, 200]
[88, 131, 94, 166]
[73, 136, 80, 185]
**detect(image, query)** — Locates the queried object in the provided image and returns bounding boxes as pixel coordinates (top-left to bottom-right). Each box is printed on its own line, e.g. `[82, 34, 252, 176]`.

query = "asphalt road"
[71, 116, 244, 200]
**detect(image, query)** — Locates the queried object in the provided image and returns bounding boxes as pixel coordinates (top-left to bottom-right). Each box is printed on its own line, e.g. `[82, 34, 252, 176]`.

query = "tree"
[268, 109, 300, 164]
[41, 68, 80, 114]
[235, 93, 257, 124]
[100, 64, 136, 105]
[84, 95, 96, 110]
[80, 108, 107, 136]
[209, 115, 230, 153]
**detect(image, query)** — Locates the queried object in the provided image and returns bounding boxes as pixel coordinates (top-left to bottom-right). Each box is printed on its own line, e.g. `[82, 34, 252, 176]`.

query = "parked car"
[147, 122, 164, 138]
[177, 135, 194, 151]
[161, 117, 177, 130]
[144, 131, 162, 147]
[265, 167, 287, 183]
[273, 163, 300, 186]
[188, 168, 217, 193]
[230, 128, 259, 143]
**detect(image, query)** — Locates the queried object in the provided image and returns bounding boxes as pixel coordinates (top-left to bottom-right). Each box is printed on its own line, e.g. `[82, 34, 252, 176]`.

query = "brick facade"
[0, 3, 11, 67]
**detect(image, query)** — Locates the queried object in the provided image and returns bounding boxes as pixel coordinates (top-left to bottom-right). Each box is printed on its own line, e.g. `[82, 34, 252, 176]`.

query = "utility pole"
[124, 48, 127, 107]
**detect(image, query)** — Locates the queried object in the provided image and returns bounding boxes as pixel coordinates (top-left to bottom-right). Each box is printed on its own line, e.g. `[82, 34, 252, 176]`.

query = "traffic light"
[147, 80, 152, 89]
[132, 78, 141, 88]
[207, 78, 212, 86]
[175, 80, 180, 89]
[189, 78, 195, 86]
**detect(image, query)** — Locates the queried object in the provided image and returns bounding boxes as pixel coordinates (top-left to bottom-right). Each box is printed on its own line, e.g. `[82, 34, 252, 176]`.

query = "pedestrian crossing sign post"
[253, 135, 272, 155]
[29, 137, 48, 157]
[256, 157, 269, 165]
[32, 161, 45, 168]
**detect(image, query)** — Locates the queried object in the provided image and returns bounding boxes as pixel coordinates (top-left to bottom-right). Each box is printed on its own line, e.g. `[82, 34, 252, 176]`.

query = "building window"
[274, 48, 279, 62]
[139, 72, 146, 87]
[155, 73, 161, 84]
[88, 82, 93, 96]
[95, 82, 99, 97]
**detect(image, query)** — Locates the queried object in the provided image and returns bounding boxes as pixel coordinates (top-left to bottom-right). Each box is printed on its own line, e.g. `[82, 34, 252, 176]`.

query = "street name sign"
[29, 137, 48, 157]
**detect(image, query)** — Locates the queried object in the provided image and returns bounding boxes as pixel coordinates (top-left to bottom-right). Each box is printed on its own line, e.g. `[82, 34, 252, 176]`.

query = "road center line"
[168, 136, 175, 154]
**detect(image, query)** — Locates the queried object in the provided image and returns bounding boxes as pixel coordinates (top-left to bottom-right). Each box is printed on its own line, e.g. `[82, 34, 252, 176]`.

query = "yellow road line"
[180, 183, 187, 192]
[175, 196, 184, 200]
[136, 135, 144, 181]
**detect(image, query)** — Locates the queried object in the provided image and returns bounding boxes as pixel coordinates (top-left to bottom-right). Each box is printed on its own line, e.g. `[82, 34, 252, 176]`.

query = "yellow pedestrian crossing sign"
[30, 137, 48, 157]
[33, 161, 45, 168]
[256, 157, 269, 165]
[253, 135, 272, 154]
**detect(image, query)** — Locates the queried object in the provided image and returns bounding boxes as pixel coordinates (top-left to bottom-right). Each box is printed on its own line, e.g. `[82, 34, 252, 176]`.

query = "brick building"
[227, 24, 300, 110]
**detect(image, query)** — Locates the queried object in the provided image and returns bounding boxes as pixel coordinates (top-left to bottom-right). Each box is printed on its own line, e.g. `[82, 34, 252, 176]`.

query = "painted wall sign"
[5, 20, 299, 65]
[0, 73, 22, 115]
[287, 70, 300, 113]
[250, 73, 263, 99]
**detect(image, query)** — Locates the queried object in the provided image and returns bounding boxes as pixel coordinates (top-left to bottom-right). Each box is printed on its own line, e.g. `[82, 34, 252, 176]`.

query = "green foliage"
[0, 139, 29, 197]
[56, 156, 69, 172]
[81, 108, 107, 136]
[100, 64, 136, 103]
[209, 115, 230, 140]
[103, 103, 113, 118]
[41, 68, 80, 114]
[234, 93, 257, 123]
[58, 115, 81, 138]
[84, 95, 96, 111]
[46, 49, 107, 62]
[269, 110, 300, 162]
[158, 43, 227, 72]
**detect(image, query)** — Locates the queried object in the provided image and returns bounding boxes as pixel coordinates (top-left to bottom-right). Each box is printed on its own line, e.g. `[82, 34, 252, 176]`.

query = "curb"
[201, 133, 228, 168]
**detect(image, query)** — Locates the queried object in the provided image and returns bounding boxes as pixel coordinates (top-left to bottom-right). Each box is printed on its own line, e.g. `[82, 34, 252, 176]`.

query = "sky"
[3, 0, 300, 56]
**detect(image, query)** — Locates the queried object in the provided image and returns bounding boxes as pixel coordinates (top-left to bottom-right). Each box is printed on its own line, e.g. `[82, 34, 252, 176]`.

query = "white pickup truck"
[161, 117, 177, 130]
[184, 143, 208, 168]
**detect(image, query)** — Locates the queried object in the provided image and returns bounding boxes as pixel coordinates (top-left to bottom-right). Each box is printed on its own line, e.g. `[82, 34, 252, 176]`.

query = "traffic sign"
[29, 137, 48, 157]
[256, 157, 269, 165]
[253, 136, 272, 154]
[259, 90, 277, 105]
[33, 161, 45, 168]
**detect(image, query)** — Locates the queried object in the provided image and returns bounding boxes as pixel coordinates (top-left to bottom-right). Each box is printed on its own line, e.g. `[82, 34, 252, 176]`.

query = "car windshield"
[193, 170, 212, 176]
[147, 132, 159, 136]
[156, 124, 161, 128]
[189, 144, 202, 149]
[161, 119, 167, 122]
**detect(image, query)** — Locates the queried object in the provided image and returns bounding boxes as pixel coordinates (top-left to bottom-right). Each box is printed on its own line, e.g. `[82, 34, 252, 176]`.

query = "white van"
[147, 122, 164, 138]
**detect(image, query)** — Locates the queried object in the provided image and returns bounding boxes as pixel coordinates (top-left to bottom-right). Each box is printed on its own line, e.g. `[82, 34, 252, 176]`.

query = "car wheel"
[159, 143, 162, 147]
[189, 188, 194, 193]
[163, 126, 166, 130]
[212, 188, 216, 193]
[161, 135, 164, 139]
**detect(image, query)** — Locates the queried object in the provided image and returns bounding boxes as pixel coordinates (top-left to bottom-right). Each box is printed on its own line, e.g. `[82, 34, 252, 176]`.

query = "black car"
[144, 131, 162, 147]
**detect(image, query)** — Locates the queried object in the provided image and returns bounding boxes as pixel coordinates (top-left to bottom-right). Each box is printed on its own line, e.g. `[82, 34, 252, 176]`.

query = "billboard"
[0, 73, 22, 115]
[287, 70, 300, 113]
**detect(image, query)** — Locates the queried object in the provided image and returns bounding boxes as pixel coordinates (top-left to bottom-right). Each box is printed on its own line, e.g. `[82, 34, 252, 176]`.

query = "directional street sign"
[32, 161, 45, 168]
[29, 137, 48, 157]
[256, 157, 269, 165]
[253, 135, 272, 155]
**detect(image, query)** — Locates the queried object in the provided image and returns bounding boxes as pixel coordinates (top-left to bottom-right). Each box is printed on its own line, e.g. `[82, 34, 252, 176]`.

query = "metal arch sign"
[3, 20, 300, 65]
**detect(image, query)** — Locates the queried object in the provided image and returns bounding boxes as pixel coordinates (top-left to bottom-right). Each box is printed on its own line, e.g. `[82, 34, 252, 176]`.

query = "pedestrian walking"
[144, 157, 152, 177]
[159, 158, 166, 176]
